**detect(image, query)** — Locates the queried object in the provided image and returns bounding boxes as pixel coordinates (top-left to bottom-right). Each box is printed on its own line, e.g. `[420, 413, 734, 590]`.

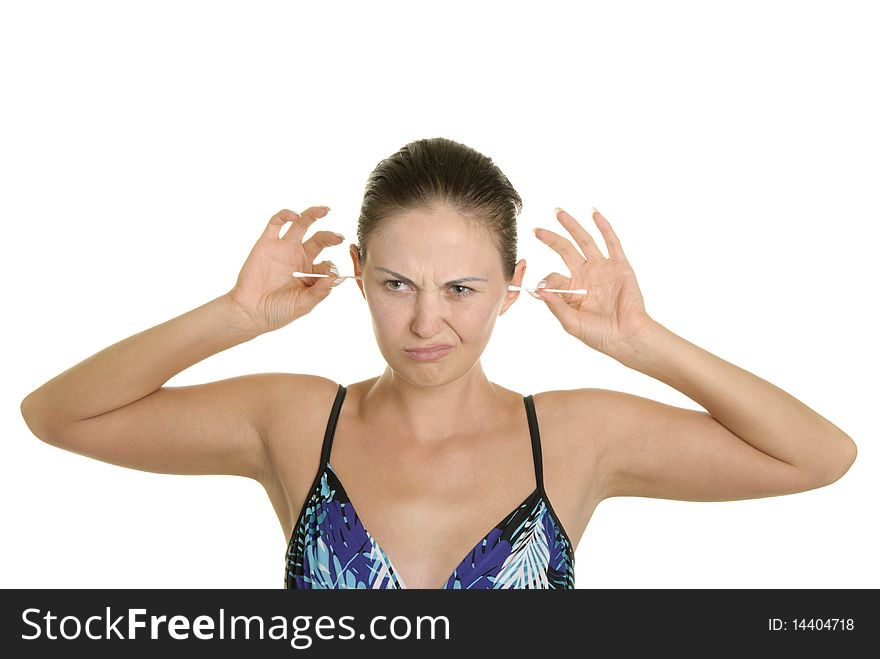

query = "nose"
[410, 293, 449, 338]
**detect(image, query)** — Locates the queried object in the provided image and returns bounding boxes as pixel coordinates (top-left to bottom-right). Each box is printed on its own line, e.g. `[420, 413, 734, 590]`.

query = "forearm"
[21, 293, 261, 426]
[612, 319, 857, 477]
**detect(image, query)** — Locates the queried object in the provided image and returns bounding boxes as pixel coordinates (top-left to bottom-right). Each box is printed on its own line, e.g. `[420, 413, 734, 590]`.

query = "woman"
[20, 137, 857, 589]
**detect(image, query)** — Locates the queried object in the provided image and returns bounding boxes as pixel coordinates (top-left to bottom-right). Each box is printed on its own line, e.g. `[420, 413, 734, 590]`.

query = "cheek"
[474, 307, 502, 338]
[368, 301, 395, 325]
[369, 297, 412, 326]
[369, 297, 496, 336]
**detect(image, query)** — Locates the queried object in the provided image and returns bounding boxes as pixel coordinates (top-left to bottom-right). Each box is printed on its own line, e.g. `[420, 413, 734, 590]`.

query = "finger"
[554, 208, 605, 261]
[295, 260, 340, 315]
[281, 205, 331, 244]
[529, 272, 571, 300]
[542, 271, 571, 289]
[527, 271, 570, 299]
[262, 209, 301, 240]
[301, 229, 345, 261]
[297, 260, 336, 289]
[591, 208, 629, 262]
[533, 226, 586, 274]
[536, 288, 581, 334]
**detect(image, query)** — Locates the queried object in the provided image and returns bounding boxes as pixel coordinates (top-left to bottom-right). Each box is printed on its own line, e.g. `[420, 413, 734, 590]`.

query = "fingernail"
[528, 279, 547, 300]
[532, 227, 542, 235]
[554, 207, 564, 215]
[331, 277, 345, 287]
[321, 206, 331, 211]
[592, 206, 600, 215]
[329, 264, 339, 276]
[332, 232, 344, 240]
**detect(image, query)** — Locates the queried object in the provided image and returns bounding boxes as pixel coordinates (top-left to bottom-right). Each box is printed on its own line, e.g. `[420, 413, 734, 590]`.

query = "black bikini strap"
[523, 394, 545, 494]
[320, 384, 347, 466]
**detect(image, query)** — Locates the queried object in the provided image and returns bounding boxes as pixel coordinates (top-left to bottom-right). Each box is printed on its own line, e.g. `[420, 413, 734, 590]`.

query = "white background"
[2, 0, 877, 588]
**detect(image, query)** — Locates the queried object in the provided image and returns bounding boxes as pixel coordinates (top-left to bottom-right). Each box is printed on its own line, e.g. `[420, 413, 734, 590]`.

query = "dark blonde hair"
[356, 137, 522, 280]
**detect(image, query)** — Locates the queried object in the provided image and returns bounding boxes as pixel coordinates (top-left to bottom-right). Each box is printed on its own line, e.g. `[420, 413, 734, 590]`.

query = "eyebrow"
[374, 267, 488, 287]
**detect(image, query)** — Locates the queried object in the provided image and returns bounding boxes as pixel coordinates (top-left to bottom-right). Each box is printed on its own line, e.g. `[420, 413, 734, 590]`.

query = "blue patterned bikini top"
[284, 384, 575, 589]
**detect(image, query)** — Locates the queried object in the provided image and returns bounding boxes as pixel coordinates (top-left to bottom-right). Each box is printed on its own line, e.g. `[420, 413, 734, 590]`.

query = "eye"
[381, 280, 475, 297]
[383, 279, 409, 292]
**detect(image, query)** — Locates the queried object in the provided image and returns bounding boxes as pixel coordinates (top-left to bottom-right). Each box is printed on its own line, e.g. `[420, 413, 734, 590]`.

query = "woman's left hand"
[532, 207, 656, 358]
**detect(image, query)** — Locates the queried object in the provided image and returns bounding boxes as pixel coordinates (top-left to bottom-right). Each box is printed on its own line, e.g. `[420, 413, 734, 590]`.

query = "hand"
[532, 208, 655, 357]
[227, 206, 345, 334]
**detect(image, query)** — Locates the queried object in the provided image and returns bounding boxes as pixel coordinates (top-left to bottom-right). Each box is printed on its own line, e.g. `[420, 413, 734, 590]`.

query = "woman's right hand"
[227, 206, 346, 335]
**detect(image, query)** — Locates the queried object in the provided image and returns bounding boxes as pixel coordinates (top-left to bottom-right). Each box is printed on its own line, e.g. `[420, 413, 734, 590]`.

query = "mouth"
[404, 344, 454, 362]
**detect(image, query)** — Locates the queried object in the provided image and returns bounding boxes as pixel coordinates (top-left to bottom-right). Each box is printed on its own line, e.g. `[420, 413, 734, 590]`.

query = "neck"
[363, 363, 503, 443]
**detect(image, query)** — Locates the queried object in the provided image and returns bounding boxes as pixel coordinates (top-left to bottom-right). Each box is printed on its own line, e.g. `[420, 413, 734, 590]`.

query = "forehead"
[369, 207, 498, 264]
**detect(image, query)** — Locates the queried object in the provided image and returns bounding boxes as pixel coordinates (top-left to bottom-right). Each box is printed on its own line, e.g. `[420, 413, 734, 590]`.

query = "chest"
[321, 422, 540, 589]
[270, 390, 597, 588]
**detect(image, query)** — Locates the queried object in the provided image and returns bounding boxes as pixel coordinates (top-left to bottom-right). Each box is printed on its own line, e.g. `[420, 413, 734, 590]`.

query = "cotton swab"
[506, 285, 590, 295]
[292, 271, 362, 281]
[292, 271, 588, 295]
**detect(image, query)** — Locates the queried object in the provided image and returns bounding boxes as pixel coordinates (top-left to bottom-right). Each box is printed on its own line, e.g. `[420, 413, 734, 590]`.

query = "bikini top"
[284, 384, 575, 589]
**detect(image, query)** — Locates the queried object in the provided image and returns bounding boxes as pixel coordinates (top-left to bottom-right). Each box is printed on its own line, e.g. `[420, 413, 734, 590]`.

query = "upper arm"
[22, 372, 331, 483]
[576, 388, 837, 503]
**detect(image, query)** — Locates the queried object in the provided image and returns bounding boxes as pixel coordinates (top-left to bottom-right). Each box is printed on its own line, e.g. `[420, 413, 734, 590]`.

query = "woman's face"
[349, 206, 526, 386]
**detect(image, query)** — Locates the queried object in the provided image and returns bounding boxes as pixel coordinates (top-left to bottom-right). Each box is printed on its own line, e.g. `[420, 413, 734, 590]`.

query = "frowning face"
[349, 206, 525, 386]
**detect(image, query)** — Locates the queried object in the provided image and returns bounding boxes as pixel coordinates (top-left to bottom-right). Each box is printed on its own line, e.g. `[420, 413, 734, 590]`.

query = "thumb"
[298, 261, 341, 312]
[536, 288, 581, 335]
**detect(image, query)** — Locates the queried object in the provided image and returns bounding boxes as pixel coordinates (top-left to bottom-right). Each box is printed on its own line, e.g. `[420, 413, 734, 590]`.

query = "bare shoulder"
[253, 373, 342, 532]
[258, 372, 341, 448]
[529, 386, 620, 443]
[258, 372, 340, 410]
[533, 385, 838, 504]
[523, 387, 611, 500]
[528, 387, 640, 502]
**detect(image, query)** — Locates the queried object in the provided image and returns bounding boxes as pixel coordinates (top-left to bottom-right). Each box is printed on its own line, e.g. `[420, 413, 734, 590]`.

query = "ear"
[349, 244, 366, 299]
[499, 259, 526, 316]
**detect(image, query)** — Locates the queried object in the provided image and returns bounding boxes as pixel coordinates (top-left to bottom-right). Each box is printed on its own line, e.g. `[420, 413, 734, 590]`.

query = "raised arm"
[20, 206, 345, 482]
[569, 326, 857, 503]
[532, 207, 856, 502]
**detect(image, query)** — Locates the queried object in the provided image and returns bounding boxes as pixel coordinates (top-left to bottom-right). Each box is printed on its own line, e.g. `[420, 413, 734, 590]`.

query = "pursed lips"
[405, 344, 453, 352]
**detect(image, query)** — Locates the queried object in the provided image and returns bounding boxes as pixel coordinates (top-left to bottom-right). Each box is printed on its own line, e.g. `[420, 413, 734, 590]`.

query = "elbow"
[21, 393, 43, 439]
[817, 434, 857, 486]
[20, 392, 56, 444]
[840, 436, 857, 475]
[20, 392, 39, 429]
